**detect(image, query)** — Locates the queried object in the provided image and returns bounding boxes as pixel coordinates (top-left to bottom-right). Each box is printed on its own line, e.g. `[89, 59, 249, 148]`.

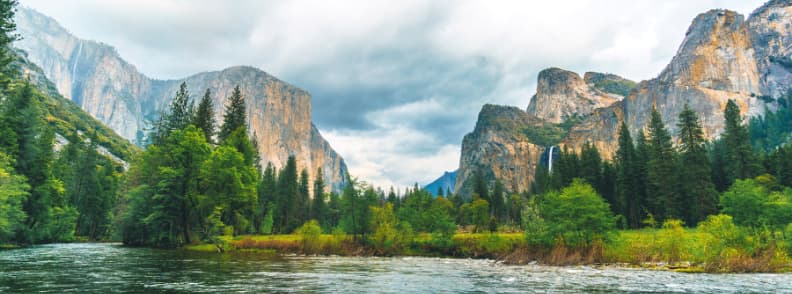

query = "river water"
[0, 243, 789, 293]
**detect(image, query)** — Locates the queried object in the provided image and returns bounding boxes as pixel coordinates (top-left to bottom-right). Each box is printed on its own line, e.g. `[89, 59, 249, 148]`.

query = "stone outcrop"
[748, 0, 792, 99]
[526, 68, 627, 124]
[15, 7, 347, 192]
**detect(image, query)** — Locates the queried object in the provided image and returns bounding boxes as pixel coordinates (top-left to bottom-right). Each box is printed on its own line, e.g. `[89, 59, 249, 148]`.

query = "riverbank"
[183, 229, 792, 273]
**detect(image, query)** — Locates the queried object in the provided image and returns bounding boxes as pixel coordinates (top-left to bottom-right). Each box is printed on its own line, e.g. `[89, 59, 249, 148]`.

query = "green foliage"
[646, 107, 680, 221]
[750, 91, 792, 152]
[276, 156, 300, 233]
[369, 203, 412, 255]
[616, 122, 641, 228]
[521, 116, 582, 147]
[201, 145, 257, 235]
[698, 214, 748, 270]
[590, 77, 637, 97]
[721, 179, 771, 228]
[0, 152, 27, 243]
[676, 104, 718, 225]
[310, 168, 328, 229]
[218, 85, 246, 142]
[120, 83, 261, 247]
[260, 206, 274, 235]
[522, 198, 550, 246]
[538, 179, 615, 247]
[203, 206, 228, 246]
[718, 100, 762, 187]
[192, 89, 216, 144]
[340, 177, 375, 241]
[654, 219, 688, 264]
[467, 198, 489, 233]
[295, 220, 322, 254]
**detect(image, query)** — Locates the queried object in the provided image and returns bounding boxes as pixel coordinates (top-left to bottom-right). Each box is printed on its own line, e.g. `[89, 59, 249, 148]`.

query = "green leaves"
[535, 179, 615, 248]
[0, 152, 27, 243]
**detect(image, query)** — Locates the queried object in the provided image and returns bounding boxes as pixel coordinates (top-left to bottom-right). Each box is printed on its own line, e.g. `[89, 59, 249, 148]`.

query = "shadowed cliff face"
[14, 7, 347, 192]
[457, 1, 792, 196]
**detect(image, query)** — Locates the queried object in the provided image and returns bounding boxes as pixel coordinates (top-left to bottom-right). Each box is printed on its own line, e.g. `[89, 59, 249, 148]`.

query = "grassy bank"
[183, 229, 792, 273]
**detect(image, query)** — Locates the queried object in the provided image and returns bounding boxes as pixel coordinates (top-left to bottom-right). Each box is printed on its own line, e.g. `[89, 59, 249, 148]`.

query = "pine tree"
[646, 107, 679, 221]
[676, 104, 718, 225]
[192, 88, 216, 144]
[722, 99, 762, 184]
[615, 122, 640, 227]
[491, 180, 505, 220]
[634, 131, 650, 224]
[219, 85, 246, 142]
[11, 81, 62, 242]
[472, 170, 489, 202]
[579, 142, 602, 192]
[311, 168, 327, 227]
[554, 147, 580, 189]
[166, 82, 193, 132]
[257, 163, 277, 233]
[276, 156, 299, 233]
[298, 169, 310, 225]
[0, 0, 18, 86]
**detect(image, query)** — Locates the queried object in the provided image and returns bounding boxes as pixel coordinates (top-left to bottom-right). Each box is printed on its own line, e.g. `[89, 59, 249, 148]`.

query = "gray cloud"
[21, 0, 766, 188]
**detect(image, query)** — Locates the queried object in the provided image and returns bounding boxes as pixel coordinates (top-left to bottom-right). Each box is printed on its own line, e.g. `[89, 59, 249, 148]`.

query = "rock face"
[425, 170, 457, 197]
[526, 68, 627, 124]
[455, 105, 546, 197]
[457, 1, 792, 196]
[15, 7, 347, 192]
[748, 0, 792, 99]
[623, 9, 763, 142]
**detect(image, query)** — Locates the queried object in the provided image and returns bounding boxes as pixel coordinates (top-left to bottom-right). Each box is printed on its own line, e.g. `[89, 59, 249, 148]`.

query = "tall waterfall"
[71, 41, 83, 80]
[548, 146, 555, 173]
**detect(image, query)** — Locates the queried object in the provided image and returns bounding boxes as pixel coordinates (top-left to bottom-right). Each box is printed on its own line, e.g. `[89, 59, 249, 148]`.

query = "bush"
[539, 179, 615, 247]
[654, 219, 688, 264]
[295, 220, 322, 254]
[721, 179, 792, 230]
[698, 215, 745, 270]
[523, 199, 550, 246]
[784, 223, 792, 256]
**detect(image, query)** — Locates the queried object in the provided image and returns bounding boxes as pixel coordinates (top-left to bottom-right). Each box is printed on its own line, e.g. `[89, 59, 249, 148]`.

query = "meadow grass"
[182, 229, 791, 272]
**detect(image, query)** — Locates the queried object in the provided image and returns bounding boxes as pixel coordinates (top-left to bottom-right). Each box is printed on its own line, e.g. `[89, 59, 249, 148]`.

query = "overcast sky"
[21, 0, 766, 189]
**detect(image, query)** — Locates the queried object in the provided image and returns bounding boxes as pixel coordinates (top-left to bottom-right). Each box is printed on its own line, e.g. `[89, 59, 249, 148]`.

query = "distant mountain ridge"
[14, 7, 348, 191]
[425, 171, 457, 197]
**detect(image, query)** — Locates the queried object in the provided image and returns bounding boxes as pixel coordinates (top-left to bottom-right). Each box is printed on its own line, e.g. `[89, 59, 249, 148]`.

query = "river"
[0, 243, 789, 293]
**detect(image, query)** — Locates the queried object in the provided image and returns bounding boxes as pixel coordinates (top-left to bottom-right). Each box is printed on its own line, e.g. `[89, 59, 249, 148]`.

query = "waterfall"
[71, 41, 83, 79]
[548, 146, 555, 173]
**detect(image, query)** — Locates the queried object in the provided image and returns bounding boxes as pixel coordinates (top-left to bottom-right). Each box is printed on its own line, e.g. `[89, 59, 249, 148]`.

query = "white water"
[1, 243, 790, 293]
[548, 146, 555, 172]
[71, 41, 82, 79]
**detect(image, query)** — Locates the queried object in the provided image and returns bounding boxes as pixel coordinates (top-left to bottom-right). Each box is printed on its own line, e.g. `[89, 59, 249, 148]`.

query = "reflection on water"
[0, 243, 790, 293]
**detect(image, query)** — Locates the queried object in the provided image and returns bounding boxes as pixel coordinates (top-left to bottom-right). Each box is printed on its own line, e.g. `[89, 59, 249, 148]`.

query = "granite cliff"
[15, 7, 347, 192]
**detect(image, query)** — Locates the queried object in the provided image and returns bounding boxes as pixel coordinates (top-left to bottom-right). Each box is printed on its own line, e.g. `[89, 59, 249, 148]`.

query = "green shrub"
[295, 220, 322, 254]
[698, 214, 746, 270]
[655, 219, 688, 264]
[539, 179, 616, 247]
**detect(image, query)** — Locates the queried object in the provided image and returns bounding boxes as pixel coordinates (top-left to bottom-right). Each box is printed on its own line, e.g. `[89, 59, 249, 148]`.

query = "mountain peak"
[526, 67, 622, 124]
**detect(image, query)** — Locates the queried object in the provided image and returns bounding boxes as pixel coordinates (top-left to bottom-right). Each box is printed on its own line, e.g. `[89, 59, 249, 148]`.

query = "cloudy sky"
[21, 0, 765, 189]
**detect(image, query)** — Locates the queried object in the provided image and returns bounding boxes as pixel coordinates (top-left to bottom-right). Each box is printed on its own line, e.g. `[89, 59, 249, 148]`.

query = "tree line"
[0, 0, 123, 245]
[530, 98, 792, 230]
